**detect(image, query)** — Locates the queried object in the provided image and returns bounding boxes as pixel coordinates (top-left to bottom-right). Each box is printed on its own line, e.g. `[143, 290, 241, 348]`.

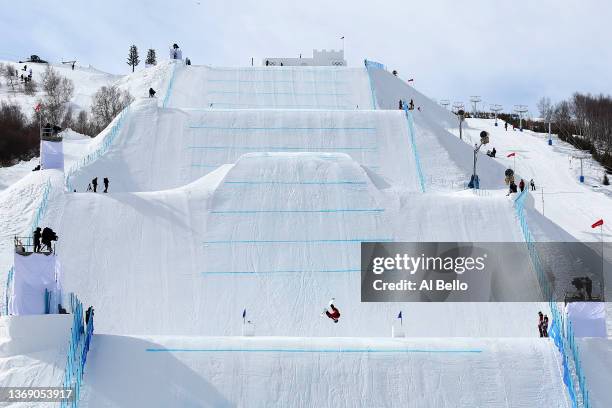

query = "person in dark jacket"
[33, 227, 42, 252]
[507, 181, 518, 195]
[149, 88, 156, 98]
[103, 177, 109, 193]
[398, 100, 403, 110]
[519, 179, 525, 192]
[92, 177, 98, 193]
[530, 179, 536, 191]
[41, 227, 57, 252]
[505, 122, 508, 131]
[537, 311, 544, 337]
[542, 315, 549, 337]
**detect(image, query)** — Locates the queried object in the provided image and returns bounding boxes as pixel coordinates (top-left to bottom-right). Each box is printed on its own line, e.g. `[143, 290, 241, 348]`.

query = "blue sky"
[1, 0, 611, 114]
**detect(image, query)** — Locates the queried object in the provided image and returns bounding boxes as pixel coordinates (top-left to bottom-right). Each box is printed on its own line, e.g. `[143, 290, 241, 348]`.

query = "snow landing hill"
[1, 60, 611, 407]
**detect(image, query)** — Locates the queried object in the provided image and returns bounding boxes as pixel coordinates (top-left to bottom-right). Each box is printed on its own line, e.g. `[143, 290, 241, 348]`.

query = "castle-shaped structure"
[263, 49, 346, 67]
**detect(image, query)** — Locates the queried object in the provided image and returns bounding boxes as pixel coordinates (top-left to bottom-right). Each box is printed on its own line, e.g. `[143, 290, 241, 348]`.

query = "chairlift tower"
[469, 96, 482, 117]
[452, 102, 464, 114]
[490, 104, 503, 126]
[439, 99, 450, 110]
[514, 105, 528, 132]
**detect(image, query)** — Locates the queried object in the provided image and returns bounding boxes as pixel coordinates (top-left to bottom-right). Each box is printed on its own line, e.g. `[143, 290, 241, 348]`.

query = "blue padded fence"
[402, 104, 426, 192]
[2, 267, 14, 315]
[65, 106, 130, 192]
[60, 293, 94, 408]
[513, 190, 590, 408]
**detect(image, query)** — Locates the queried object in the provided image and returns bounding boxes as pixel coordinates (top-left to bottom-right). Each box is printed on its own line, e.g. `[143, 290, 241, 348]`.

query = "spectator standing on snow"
[537, 311, 544, 337]
[92, 177, 98, 193]
[33, 227, 42, 253]
[530, 179, 536, 191]
[398, 100, 403, 110]
[542, 316, 549, 337]
[103, 177, 109, 193]
[505, 122, 508, 131]
[86, 183, 92, 192]
[507, 181, 518, 195]
[149, 88, 156, 98]
[519, 179, 525, 192]
[409, 99, 414, 110]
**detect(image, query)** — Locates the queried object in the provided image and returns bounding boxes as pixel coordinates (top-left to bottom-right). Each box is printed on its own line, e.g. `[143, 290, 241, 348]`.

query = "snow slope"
[80, 336, 569, 408]
[579, 338, 612, 408]
[0, 60, 119, 116]
[459, 118, 612, 242]
[1, 62, 607, 407]
[0, 314, 71, 408]
[166, 64, 373, 110]
[52, 153, 547, 337]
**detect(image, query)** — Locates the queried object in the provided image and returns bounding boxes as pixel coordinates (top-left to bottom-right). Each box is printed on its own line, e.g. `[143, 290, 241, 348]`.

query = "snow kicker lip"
[361, 242, 609, 302]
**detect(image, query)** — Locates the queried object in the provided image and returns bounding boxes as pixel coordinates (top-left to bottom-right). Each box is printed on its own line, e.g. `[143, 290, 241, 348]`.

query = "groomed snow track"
[2, 62, 593, 407]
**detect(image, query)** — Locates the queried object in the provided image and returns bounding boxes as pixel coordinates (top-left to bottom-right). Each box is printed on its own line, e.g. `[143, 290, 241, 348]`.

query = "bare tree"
[537, 97, 553, 123]
[73, 110, 91, 136]
[127, 45, 140, 72]
[90, 85, 133, 133]
[23, 78, 37, 96]
[39, 66, 74, 124]
[3, 64, 18, 92]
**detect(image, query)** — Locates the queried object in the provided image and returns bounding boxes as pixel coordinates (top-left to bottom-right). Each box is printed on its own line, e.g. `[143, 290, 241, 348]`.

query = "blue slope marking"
[209, 209, 384, 214]
[146, 348, 483, 354]
[202, 269, 360, 275]
[203, 238, 393, 245]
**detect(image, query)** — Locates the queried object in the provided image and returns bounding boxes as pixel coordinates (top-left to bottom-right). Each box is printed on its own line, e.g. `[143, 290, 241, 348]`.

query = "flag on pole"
[397, 311, 403, 326]
[340, 36, 344, 39]
[242, 309, 246, 318]
[507, 152, 516, 158]
[34, 103, 41, 112]
[591, 219, 604, 228]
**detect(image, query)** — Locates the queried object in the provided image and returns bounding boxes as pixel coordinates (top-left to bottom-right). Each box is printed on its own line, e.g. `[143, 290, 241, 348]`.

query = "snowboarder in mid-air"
[322, 298, 341, 323]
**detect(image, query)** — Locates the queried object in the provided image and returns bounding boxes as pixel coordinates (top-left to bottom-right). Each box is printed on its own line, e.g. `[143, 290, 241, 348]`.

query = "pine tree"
[127, 45, 140, 72]
[604, 173, 610, 186]
[145, 49, 157, 66]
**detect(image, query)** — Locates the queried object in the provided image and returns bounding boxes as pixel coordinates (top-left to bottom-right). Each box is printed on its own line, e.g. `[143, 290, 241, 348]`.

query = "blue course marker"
[223, 181, 367, 186]
[202, 269, 360, 275]
[203, 238, 393, 245]
[146, 348, 483, 354]
[210, 209, 384, 214]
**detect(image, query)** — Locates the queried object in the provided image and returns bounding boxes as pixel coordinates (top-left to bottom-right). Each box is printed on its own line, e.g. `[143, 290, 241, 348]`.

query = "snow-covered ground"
[0, 158, 38, 192]
[456, 118, 612, 242]
[81, 335, 569, 408]
[0, 60, 119, 117]
[0, 61, 610, 407]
